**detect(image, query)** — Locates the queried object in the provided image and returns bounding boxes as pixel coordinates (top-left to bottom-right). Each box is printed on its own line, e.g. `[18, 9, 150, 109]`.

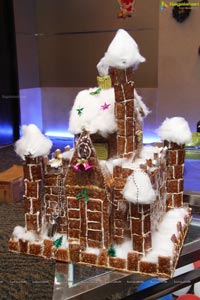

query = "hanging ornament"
[172, 0, 191, 23]
[90, 87, 102, 95]
[76, 188, 89, 202]
[73, 158, 92, 172]
[73, 132, 93, 172]
[101, 102, 111, 110]
[117, 0, 136, 19]
[53, 236, 63, 248]
[108, 245, 116, 257]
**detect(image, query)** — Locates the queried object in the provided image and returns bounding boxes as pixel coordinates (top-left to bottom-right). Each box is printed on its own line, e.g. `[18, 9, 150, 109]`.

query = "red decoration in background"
[117, 0, 135, 18]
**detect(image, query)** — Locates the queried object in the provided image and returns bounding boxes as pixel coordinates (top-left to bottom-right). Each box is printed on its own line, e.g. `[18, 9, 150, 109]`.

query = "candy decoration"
[108, 245, 116, 257]
[101, 102, 111, 110]
[73, 132, 93, 172]
[117, 0, 136, 18]
[76, 107, 84, 116]
[53, 236, 63, 248]
[77, 134, 92, 159]
[97, 75, 112, 89]
[76, 188, 89, 202]
[90, 87, 102, 95]
[73, 158, 93, 172]
[137, 278, 173, 300]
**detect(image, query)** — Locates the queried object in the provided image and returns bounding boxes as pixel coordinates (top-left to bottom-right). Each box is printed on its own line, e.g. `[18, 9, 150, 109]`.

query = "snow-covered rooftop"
[114, 207, 189, 262]
[157, 117, 192, 145]
[68, 87, 116, 137]
[143, 207, 188, 263]
[15, 124, 52, 160]
[69, 88, 150, 137]
[97, 29, 146, 76]
[123, 170, 156, 204]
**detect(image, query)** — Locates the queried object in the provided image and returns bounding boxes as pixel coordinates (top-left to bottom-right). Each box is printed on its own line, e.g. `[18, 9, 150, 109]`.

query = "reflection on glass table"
[53, 192, 200, 300]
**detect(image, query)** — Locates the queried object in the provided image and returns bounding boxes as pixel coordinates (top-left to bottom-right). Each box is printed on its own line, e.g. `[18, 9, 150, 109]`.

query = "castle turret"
[109, 66, 136, 158]
[14, 124, 52, 232]
[97, 30, 147, 245]
[165, 141, 186, 208]
[157, 117, 192, 209]
[97, 29, 146, 159]
[23, 156, 43, 232]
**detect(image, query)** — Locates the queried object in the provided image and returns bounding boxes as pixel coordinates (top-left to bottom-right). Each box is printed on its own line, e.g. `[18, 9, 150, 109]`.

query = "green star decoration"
[53, 236, 63, 248]
[108, 245, 116, 257]
[76, 107, 84, 116]
[76, 188, 89, 202]
[89, 87, 102, 95]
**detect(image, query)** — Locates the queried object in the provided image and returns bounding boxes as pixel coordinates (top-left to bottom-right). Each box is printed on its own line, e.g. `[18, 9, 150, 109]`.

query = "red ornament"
[117, 0, 135, 18]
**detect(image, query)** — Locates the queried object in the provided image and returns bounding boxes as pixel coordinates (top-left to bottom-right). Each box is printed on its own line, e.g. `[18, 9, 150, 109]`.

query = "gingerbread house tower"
[65, 131, 113, 250]
[109, 67, 136, 158]
[9, 29, 192, 278]
[23, 156, 43, 232]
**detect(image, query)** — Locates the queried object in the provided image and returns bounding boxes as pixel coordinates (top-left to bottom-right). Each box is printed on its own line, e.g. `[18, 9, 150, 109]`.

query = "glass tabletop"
[53, 192, 200, 300]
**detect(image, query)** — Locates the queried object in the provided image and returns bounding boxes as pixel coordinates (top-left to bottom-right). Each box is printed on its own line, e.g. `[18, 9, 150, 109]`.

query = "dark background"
[0, 0, 20, 145]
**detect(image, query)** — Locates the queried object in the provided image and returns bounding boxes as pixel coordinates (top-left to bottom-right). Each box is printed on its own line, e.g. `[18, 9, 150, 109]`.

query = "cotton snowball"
[97, 29, 145, 76]
[157, 117, 192, 145]
[69, 87, 148, 137]
[15, 124, 52, 160]
[68, 87, 117, 137]
[12, 225, 36, 242]
[123, 170, 156, 204]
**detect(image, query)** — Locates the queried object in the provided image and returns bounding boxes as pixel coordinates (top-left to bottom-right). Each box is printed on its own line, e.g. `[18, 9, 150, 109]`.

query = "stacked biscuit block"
[66, 194, 110, 250]
[158, 208, 191, 276]
[9, 202, 191, 278]
[165, 141, 185, 208]
[147, 152, 167, 232]
[127, 207, 191, 277]
[23, 156, 43, 232]
[44, 167, 67, 233]
[65, 187, 111, 251]
[129, 151, 167, 255]
[109, 67, 136, 158]
[65, 133, 112, 250]
[8, 61, 191, 278]
[130, 204, 152, 255]
[111, 147, 168, 253]
[113, 166, 132, 244]
[8, 140, 191, 278]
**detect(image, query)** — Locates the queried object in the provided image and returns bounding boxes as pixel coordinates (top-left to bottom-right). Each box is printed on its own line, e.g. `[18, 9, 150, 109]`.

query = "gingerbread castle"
[9, 29, 192, 278]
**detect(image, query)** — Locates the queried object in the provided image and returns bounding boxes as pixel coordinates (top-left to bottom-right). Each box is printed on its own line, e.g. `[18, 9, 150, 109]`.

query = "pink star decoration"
[101, 102, 111, 110]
